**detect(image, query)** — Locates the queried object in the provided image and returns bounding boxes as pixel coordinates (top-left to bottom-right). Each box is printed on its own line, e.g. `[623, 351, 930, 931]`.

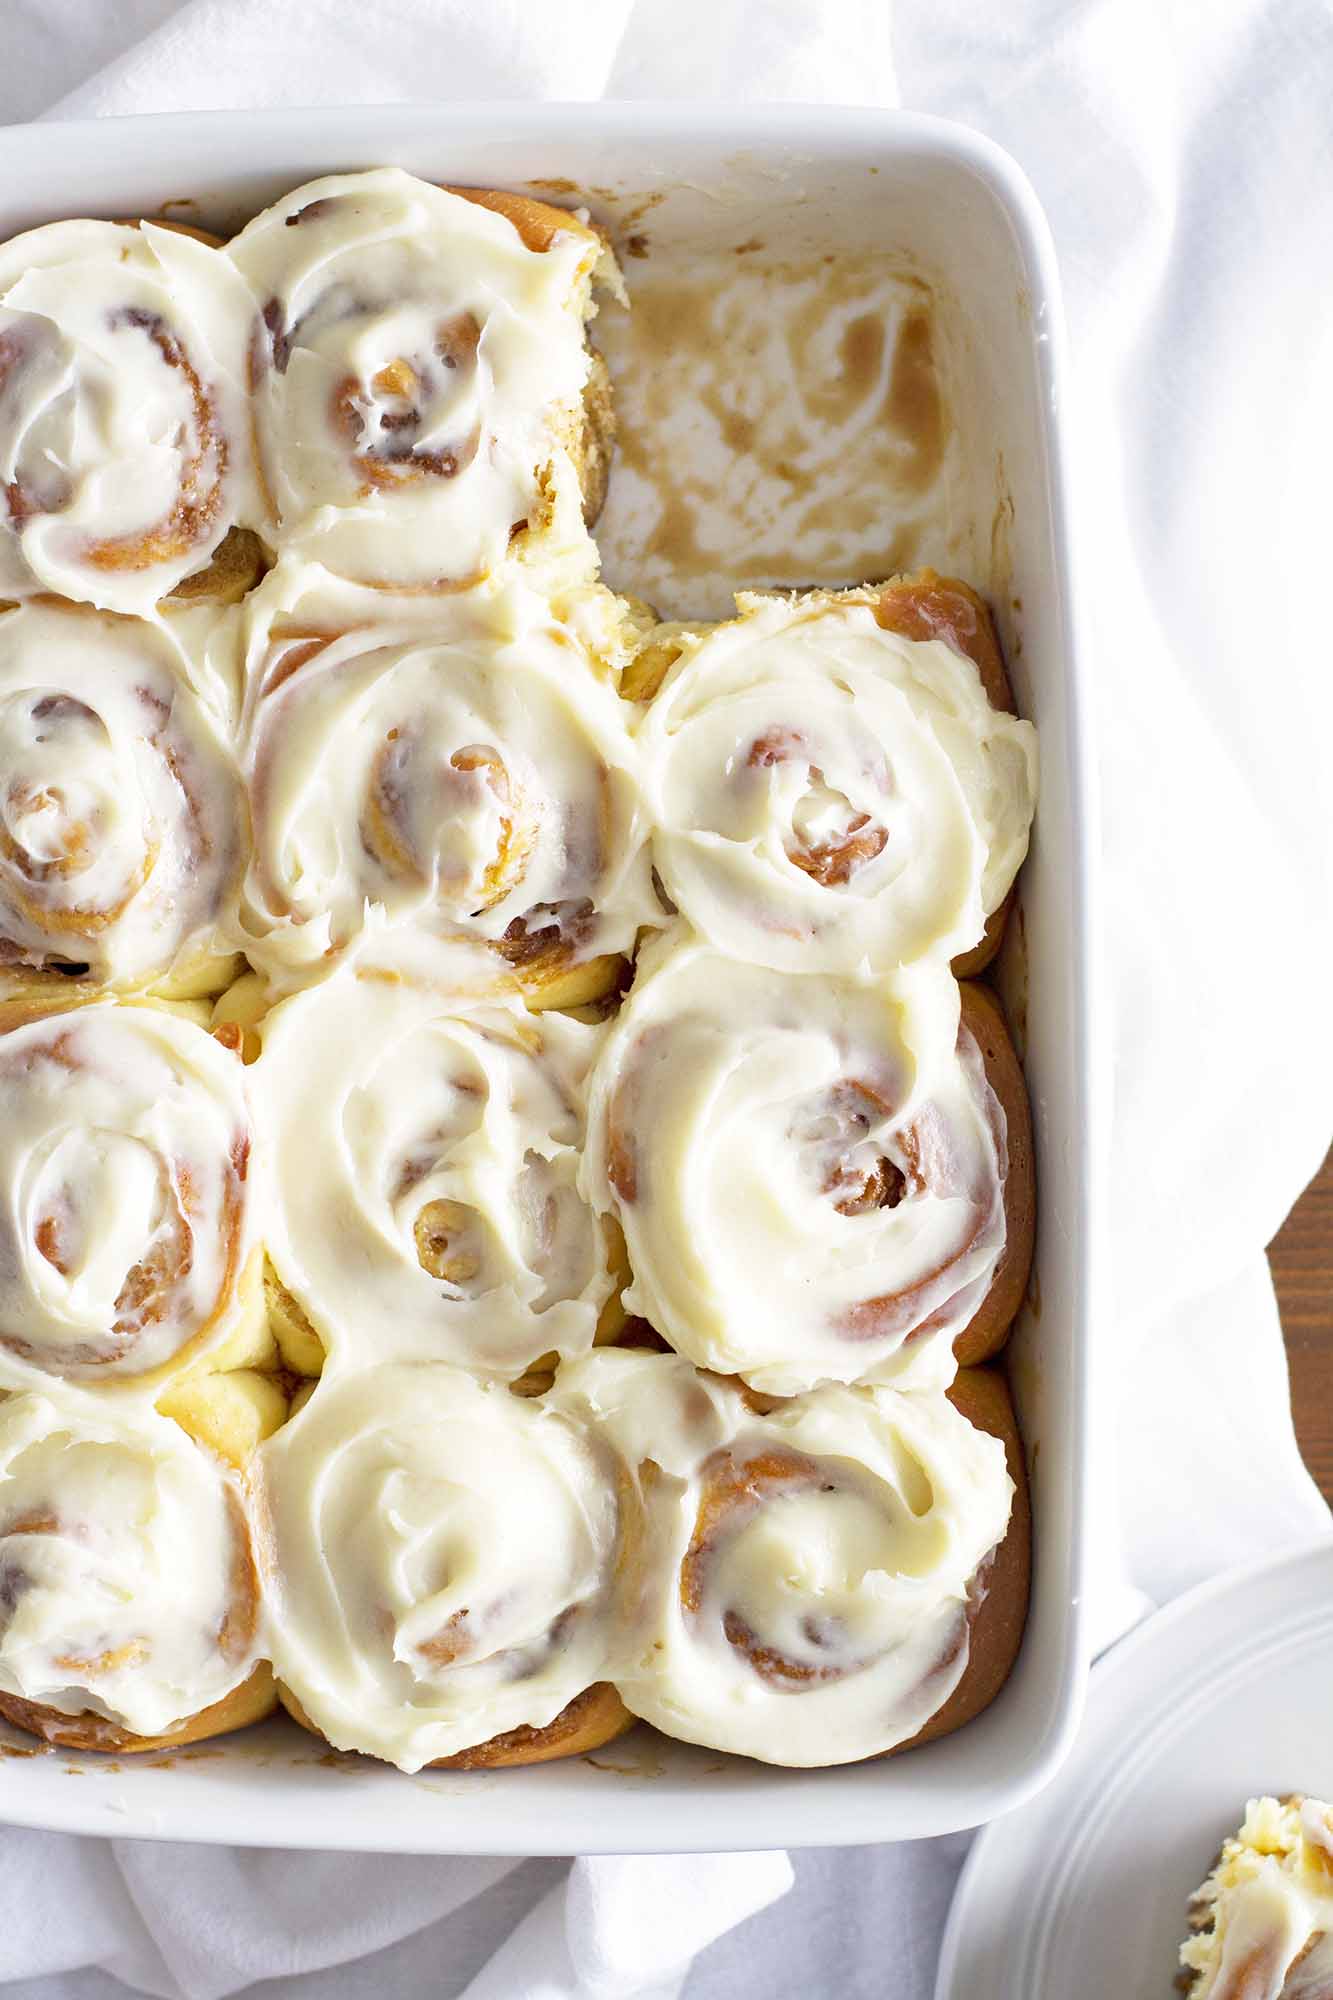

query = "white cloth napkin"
[2, 3, 1331, 1995]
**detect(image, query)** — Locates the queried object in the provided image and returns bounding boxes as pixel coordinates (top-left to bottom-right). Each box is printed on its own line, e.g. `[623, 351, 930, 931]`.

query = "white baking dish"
[0, 102, 1100, 1852]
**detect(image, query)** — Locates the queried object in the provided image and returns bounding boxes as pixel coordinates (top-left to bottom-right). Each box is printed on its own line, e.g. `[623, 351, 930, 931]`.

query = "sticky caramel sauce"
[596, 255, 966, 619]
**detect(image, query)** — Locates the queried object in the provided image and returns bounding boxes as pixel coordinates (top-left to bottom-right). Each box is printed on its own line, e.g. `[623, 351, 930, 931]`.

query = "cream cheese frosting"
[635, 591, 1037, 976]
[0, 1392, 262, 1738]
[0, 999, 256, 1385]
[236, 563, 654, 987]
[259, 1361, 620, 1771]
[253, 926, 613, 1377]
[1181, 1796, 1333, 2000]
[0, 219, 257, 617]
[0, 600, 244, 995]
[551, 1349, 1012, 1766]
[226, 169, 603, 591]
[581, 927, 1007, 1395]
[0, 165, 1041, 1777]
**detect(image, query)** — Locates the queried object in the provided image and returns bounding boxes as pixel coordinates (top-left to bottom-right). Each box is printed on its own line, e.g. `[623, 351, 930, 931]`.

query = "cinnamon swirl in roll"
[259, 1362, 629, 1771]
[237, 565, 653, 1003]
[550, 1349, 1021, 1766]
[582, 928, 1027, 1395]
[631, 574, 1036, 978]
[0, 1393, 274, 1751]
[0, 600, 244, 1000]
[253, 927, 614, 1380]
[227, 170, 613, 593]
[0, 997, 257, 1387]
[0, 219, 257, 616]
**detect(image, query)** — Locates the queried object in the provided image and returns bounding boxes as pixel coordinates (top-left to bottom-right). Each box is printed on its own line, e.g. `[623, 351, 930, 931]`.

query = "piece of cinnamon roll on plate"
[1178, 1795, 1333, 1999]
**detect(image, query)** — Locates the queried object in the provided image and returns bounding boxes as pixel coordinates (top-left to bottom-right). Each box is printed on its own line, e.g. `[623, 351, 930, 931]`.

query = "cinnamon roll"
[259, 1362, 629, 1771]
[581, 929, 1023, 1395]
[1179, 1796, 1333, 2000]
[0, 600, 245, 999]
[550, 1349, 1021, 1766]
[237, 566, 653, 1003]
[0, 998, 257, 1387]
[0, 219, 257, 616]
[254, 927, 614, 1379]
[227, 170, 611, 592]
[632, 576, 1036, 977]
[0, 1392, 274, 1750]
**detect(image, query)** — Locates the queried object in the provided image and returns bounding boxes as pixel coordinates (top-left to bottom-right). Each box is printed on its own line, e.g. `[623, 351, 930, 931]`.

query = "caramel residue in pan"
[880, 305, 944, 496]
[596, 255, 958, 617]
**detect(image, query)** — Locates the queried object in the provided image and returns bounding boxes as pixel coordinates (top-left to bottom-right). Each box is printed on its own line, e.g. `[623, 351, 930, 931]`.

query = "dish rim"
[0, 96, 1102, 1852]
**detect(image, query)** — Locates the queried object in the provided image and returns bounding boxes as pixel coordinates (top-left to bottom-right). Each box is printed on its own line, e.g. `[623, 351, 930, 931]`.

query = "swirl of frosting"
[227, 171, 604, 591]
[255, 927, 612, 1376]
[238, 568, 652, 991]
[0, 219, 257, 616]
[0, 1000, 256, 1384]
[582, 930, 1008, 1394]
[0, 601, 243, 995]
[551, 1350, 1013, 1765]
[259, 1361, 621, 1770]
[1181, 1796, 1333, 2000]
[0, 1393, 263, 1740]
[634, 588, 1037, 975]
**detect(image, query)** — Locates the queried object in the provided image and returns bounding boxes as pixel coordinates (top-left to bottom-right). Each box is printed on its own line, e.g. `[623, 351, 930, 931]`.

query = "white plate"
[0, 100, 1100, 1852]
[936, 1538, 1333, 1997]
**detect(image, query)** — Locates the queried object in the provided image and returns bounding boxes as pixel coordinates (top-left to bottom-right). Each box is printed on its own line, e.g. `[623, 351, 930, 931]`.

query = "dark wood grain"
[1271, 1145, 1333, 1504]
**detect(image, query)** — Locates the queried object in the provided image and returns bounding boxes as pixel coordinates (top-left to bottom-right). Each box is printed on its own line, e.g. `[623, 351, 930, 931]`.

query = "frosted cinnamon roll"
[238, 567, 652, 1002]
[631, 577, 1036, 977]
[0, 1392, 273, 1750]
[0, 600, 244, 998]
[1179, 1796, 1333, 1999]
[254, 927, 613, 1378]
[551, 1350, 1020, 1766]
[0, 219, 257, 616]
[581, 929, 1016, 1395]
[259, 1362, 629, 1771]
[0, 998, 257, 1386]
[227, 170, 610, 591]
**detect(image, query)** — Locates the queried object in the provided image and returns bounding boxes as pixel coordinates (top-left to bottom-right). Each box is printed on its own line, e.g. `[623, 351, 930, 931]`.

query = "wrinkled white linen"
[0, 2, 1330, 1995]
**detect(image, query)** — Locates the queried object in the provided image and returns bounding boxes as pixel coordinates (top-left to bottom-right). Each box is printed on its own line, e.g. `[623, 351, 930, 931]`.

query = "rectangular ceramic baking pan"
[0, 102, 1100, 1853]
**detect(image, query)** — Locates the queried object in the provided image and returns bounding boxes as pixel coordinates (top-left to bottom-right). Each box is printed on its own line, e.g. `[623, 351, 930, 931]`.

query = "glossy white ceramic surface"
[0, 101, 1099, 1851]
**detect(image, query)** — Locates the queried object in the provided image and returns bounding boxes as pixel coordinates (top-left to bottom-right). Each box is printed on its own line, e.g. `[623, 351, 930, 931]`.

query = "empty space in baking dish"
[0, 102, 1097, 1853]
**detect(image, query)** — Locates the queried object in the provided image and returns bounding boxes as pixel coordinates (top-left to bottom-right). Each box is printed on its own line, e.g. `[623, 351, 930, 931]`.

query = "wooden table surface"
[1271, 1144, 1333, 1504]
